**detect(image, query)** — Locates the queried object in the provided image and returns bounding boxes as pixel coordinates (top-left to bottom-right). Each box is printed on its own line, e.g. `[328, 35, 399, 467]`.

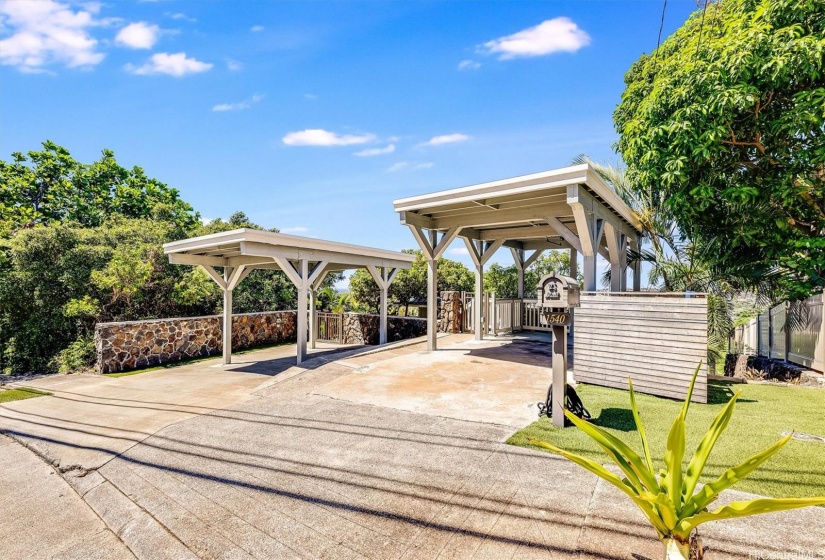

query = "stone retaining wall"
[342, 313, 427, 345]
[95, 311, 297, 374]
[95, 311, 427, 374]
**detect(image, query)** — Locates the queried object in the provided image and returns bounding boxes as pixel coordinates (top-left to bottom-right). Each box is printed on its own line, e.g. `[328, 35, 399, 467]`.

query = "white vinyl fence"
[733, 294, 824, 372]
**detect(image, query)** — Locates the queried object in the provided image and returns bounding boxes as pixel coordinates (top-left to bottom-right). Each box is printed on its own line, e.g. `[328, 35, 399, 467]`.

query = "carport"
[393, 163, 644, 351]
[163, 228, 415, 365]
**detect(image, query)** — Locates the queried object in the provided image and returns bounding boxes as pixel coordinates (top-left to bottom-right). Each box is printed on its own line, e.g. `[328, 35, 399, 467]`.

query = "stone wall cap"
[97, 310, 298, 329]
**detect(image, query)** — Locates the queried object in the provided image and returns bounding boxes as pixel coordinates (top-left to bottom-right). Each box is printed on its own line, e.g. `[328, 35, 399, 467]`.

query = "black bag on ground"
[537, 384, 590, 420]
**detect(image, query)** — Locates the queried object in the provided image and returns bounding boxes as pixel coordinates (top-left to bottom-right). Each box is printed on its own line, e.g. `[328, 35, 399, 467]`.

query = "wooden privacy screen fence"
[573, 292, 708, 403]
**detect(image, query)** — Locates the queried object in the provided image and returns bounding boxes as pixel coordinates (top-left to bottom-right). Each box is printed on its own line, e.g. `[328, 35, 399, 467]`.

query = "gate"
[316, 312, 344, 344]
[460, 292, 523, 335]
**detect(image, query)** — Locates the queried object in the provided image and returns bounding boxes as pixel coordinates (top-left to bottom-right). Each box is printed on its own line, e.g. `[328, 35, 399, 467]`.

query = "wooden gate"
[316, 312, 344, 344]
[460, 292, 523, 335]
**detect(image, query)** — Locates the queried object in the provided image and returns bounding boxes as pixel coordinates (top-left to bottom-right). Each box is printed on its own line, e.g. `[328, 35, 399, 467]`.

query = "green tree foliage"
[0, 218, 217, 373]
[614, 0, 825, 298]
[0, 141, 345, 373]
[348, 250, 474, 314]
[0, 141, 200, 234]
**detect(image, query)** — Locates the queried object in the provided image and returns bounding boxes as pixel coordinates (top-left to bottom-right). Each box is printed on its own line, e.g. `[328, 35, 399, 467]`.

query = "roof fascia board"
[393, 165, 589, 212]
[164, 227, 415, 264]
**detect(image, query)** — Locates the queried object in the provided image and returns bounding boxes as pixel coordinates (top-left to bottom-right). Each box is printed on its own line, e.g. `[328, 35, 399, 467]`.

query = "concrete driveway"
[316, 334, 556, 426]
[2, 335, 824, 560]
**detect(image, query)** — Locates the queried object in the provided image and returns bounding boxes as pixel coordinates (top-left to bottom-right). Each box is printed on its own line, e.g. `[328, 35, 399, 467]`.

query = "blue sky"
[0, 0, 696, 280]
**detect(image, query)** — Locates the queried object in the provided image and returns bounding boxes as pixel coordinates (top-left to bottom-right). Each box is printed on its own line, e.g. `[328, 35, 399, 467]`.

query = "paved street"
[2, 336, 824, 559]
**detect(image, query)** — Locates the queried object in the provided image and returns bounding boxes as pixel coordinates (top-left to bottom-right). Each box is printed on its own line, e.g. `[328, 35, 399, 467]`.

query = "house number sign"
[543, 311, 572, 326]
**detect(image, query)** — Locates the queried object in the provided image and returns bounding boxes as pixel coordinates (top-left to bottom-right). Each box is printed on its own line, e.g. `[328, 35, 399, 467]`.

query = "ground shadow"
[229, 346, 362, 375]
[457, 336, 573, 369]
[591, 407, 637, 432]
[708, 381, 757, 405]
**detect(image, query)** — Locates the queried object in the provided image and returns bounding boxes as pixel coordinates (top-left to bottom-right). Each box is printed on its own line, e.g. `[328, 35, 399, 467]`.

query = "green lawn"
[508, 380, 825, 499]
[0, 386, 52, 403]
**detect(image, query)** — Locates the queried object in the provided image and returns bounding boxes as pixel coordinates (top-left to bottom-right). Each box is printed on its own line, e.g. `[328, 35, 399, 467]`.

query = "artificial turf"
[507, 379, 825, 499]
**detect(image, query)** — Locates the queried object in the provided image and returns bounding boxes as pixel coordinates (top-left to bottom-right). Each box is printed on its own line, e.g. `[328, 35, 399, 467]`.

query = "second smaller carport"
[163, 228, 415, 365]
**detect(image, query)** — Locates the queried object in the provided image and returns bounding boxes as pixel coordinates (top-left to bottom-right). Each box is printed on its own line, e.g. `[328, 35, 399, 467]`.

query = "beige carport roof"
[164, 228, 415, 272]
[394, 164, 642, 257]
[393, 163, 644, 351]
[164, 228, 415, 365]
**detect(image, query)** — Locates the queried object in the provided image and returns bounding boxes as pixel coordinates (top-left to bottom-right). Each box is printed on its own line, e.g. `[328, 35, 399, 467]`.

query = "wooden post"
[552, 324, 568, 428]
[309, 289, 317, 350]
[583, 255, 597, 291]
[296, 259, 309, 364]
[379, 283, 388, 345]
[491, 292, 497, 336]
[222, 267, 233, 365]
[427, 258, 438, 351]
[406, 225, 462, 352]
[474, 263, 484, 341]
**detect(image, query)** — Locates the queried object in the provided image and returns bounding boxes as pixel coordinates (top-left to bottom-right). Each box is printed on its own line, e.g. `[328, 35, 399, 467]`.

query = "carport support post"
[309, 289, 318, 350]
[630, 237, 642, 291]
[427, 257, 438, 346]
[197, 264, 250, 366]
[474, 263, 484, 339]
[367, 265, 399, 346]
[465, 238, 504, 341]
[552, 324, 568, 428]
[296, 260, 309, 363]
[308, 267, 330, 350]
[222, 267, 233, 365]
[272, 257, 329, 365]
[568, 185, 604, 292]
[407, 225, 461, 351]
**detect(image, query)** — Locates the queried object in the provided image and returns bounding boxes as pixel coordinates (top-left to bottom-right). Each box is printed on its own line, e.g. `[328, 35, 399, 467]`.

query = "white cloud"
[280, 226, 309, 234]
[419, 133, 470, 147]
[226, 58, 242, 71]
[282, 129, 376, 147]
[480, 17, 590, 59]
[126, 52, 212, 76]
[449, 247, 469, 256]
[387, 161, 434, 173]
[212, 93, 264, 112]
[250, 25, 264, 32]
[458, 59, 481, 71]
[355, 144, 395, 157]
[167, 12, 196, 22]
[81, 2, 102, 14]
[304, 93, 318, 100]
[115, 21, 159, 49]
[0, 0, 105, 71]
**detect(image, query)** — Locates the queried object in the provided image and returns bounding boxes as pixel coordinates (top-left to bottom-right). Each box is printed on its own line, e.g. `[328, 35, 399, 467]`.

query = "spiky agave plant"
[528, 365, 825, 560]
